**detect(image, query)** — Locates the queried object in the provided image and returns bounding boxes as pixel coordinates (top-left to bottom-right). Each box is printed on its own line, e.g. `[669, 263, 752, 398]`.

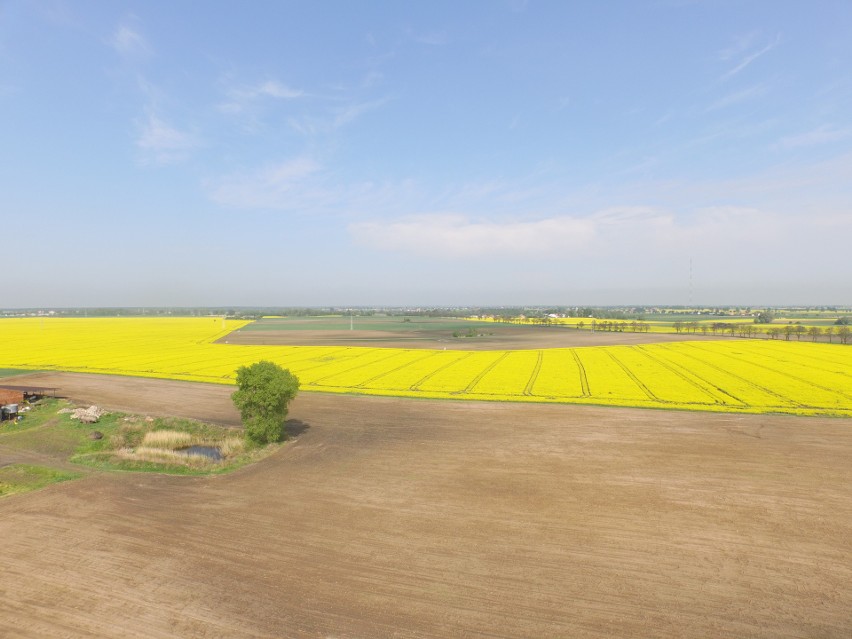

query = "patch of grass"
[0, 464, 81, 497]
[3, 399, 280, 480]
[0, 397, 64, 434]
[71, 412, 274, 475]
[141, 429, 193, 449]
[0, 368, 39, 378]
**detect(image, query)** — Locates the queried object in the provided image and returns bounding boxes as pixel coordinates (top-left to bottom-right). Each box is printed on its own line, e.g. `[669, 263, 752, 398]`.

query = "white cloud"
[207, 157, 322, 209]
[351, 214, 597, 258]
[136, 114, 197, 164]
[348, 206, 792, 261]
[111, 24, 150, 58]
[256, 80, 304, 99]
[776, 125, 852, 149]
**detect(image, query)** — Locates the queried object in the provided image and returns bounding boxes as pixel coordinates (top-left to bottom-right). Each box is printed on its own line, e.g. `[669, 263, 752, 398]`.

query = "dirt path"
[9, 371, 243, 426]
[0, 373, 850, 638]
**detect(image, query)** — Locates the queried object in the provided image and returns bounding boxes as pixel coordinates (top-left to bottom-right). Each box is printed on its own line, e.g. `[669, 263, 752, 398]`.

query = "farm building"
[0, 385, 59, 402]
[0, 385, 59, 421]
[0, 389, 24, 406]
[1, 389, 23, 421]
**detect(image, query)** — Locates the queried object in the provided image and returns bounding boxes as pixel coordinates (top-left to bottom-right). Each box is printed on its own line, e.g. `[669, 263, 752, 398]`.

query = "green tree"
[754, 311, 774, 324]
[232, 360, 300, 444]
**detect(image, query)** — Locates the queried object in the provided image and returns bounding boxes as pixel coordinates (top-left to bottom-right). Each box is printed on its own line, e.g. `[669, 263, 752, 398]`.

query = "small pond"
[178, 446, 223, 461]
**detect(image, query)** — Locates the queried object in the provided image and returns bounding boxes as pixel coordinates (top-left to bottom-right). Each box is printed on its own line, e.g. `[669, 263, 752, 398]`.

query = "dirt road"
[0, 373, 850, 637]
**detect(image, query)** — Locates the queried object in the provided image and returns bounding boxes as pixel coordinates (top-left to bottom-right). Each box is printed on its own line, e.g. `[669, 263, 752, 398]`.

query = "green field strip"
[636, 346, 746, 407]
[523, 351, 544, 396]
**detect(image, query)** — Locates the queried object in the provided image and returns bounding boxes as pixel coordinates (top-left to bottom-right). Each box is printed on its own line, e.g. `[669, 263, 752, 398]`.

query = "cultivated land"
[1, 318, 849, 416]
[221, 315, 738, 349]
[0, 373, 850, 638]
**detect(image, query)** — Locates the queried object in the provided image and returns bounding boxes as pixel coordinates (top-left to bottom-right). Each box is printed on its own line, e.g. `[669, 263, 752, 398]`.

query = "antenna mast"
[689, 257, 694, 308]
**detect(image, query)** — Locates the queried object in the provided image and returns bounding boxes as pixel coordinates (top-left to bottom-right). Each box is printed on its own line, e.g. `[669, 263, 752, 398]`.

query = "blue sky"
[1, 1, 850, 307]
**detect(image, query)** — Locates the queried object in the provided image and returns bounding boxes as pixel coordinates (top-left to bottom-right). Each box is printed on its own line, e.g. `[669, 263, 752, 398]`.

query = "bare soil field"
[219, 325, 736, 349]
[1, 372, 850, 638]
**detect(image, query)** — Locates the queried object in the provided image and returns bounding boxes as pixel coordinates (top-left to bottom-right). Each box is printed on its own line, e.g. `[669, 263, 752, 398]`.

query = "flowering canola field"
[0, 318, 849, 417]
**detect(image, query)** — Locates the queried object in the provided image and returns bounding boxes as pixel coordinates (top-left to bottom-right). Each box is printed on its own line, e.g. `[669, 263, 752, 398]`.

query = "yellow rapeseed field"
[0, 318, 849, 417]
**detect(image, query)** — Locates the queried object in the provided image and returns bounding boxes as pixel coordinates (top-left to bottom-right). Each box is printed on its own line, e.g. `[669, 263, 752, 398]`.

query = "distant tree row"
[766, 324, 850, 343]
[581, 320, 651, 333]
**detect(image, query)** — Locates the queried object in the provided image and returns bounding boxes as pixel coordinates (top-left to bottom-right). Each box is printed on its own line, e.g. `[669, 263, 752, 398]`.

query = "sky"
[1, 0, 851, 308]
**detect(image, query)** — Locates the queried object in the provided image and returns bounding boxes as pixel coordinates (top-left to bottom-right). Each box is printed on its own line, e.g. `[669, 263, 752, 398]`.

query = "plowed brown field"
[1, 373, 850, 638]
[218, 325, 736, 349]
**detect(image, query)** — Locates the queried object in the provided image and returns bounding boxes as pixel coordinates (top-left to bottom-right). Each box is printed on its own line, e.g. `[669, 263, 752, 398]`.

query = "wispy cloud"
[718, 33, 781, 81]
[136, 113, 198, 164]
[207, 157, 322, 209]
[412, 30, 449, 46]
[775, 125, 852, 149]
[110, 23, 150, 58]
[706, 82, 768, 111]
[351, 214, 597, 257]
[348, 206, 783, 259]
[288, 98, 389, 135]
[219, 79, 305, 114]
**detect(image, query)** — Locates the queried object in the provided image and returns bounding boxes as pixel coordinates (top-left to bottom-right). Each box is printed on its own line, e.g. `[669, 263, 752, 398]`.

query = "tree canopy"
[232, 360, 300, 444]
